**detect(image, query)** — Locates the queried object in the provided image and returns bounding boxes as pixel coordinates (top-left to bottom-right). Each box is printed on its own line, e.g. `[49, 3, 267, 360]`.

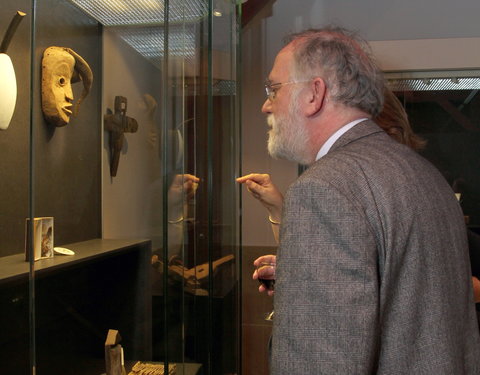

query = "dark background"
[0, 0, 102, 257]
[397, 89, 480, 226]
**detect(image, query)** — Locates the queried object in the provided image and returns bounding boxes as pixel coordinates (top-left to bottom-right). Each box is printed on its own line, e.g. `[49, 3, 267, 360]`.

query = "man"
[261, 26, 480, 374]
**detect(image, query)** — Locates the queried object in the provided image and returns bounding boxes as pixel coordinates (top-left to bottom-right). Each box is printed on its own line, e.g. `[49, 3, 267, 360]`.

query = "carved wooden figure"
[104, 96, 139, 177]
[105, 329, 126, 375]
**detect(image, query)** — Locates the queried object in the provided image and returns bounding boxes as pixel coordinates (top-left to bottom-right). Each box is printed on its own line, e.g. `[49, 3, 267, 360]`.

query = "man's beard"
[267, 99, 310, 165]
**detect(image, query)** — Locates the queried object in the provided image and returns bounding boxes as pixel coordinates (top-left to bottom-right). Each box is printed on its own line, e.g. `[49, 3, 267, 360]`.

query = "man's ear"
[304, 77, 326, 117]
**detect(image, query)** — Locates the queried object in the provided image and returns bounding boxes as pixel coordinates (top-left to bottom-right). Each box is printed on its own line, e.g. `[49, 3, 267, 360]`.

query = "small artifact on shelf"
[25, 217, 54, 261]
[105, 329, 127, 375]
[128, 361, 177, 375]
[0, 10, 26, 130]
[53, 246, 75, 255]
[104, 96, 139, 177]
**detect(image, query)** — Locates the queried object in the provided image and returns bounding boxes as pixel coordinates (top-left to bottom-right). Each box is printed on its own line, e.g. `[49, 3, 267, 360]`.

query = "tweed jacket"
[271, 120, 480, 374]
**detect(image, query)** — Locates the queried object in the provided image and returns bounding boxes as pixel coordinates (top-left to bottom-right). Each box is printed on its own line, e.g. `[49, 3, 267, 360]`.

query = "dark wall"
[0, 0, 102, 256]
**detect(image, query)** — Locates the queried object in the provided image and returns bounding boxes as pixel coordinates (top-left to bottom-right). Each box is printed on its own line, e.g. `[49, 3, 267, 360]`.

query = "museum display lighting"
[69, 0, 207, 25]
[115, 25, 196, 67]
[385, 70, 480, 92]
[68, 0, 203, 66]
[388, 77, 480, 92]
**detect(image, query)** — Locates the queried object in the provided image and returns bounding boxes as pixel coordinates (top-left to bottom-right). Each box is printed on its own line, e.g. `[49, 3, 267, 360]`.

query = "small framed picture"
[25, 217, 54, 261]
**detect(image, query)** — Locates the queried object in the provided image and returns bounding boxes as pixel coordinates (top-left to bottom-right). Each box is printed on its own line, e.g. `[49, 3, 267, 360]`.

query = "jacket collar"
[329, 119, 383, 153]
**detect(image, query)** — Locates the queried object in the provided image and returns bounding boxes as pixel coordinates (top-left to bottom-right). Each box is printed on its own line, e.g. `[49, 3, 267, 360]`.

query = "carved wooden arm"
[0, 11, 26, 54]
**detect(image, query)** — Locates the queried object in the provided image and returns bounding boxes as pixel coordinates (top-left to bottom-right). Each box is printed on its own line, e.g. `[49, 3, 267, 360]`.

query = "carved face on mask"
[41, 46, 93, 127]
[42, 48, 74, 126]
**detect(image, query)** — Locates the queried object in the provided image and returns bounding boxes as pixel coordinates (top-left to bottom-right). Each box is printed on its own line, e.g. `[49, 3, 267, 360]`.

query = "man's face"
[262, 47, 310, 165]
[41, 47, 75, 127]
[267, 92, 309, 164]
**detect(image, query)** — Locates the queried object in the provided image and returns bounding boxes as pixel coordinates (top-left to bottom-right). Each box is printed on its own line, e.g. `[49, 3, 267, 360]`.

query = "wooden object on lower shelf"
[105, 329, 126, 375]
[128, 361, 176, 375]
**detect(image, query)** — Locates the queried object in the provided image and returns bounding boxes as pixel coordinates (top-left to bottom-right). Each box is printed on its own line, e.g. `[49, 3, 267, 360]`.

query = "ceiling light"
[68, 0, 208, 26]
[113, 25, 197, 69]
[388, 77, 480, 91]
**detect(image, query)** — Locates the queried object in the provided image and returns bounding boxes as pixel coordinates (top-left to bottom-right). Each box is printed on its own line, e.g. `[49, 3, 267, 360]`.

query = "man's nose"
[261, 98, 272, 114]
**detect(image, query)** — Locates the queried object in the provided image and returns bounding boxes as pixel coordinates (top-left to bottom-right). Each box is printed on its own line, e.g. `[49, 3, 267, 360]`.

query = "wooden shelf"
[0, 238, 151, 285]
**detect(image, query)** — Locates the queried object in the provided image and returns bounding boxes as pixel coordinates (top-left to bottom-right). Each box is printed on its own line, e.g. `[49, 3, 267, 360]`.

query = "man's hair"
[284, 26, 385, 117]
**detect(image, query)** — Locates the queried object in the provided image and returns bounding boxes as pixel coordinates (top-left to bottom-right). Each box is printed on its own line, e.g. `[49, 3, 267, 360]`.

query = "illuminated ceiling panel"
[69, 0, 207, 25]
[68, 0, 205, 67]
[114, 25, 196, 68]
[388, 77, 480, 92]
[386, 71, 480, 92]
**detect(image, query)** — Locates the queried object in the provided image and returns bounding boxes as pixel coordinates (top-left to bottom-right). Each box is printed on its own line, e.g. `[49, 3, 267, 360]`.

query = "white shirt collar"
[315, 118, 368, 161]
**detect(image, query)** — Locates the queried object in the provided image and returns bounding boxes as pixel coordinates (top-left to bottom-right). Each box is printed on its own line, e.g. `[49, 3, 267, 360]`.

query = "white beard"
[267, 99, 310, 165]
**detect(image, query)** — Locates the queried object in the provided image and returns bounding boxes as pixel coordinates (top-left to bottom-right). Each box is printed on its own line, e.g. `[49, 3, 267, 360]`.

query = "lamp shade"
[0, 53, 17, 130]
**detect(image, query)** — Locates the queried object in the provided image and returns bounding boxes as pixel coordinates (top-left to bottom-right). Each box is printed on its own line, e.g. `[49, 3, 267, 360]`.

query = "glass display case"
[0, 0, 242, 374]
[387, 70, 480, 226]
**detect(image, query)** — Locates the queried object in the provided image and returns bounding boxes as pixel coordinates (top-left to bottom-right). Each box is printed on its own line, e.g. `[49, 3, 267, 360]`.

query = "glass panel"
[1, 0, 240, 374]
[0, 1, 33, 374]
[161, 1, 241, 374]
[388, 71, 480, 226]
[161, 1, 188, 370]
[0, 0, 240, 375]
[209, 1, 241, 374]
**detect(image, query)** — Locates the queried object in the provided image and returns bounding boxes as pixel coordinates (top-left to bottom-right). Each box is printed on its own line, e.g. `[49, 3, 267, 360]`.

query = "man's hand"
[237, 173, 284, 222]
[253, 254, 277, 296]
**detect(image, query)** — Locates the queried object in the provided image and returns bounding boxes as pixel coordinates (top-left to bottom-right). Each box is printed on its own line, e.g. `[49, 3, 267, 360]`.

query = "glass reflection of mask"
[41, 46, 93, 127]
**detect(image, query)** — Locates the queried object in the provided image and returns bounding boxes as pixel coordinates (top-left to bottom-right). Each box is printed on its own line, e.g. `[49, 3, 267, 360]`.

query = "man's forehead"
[269, 47, 294, 80]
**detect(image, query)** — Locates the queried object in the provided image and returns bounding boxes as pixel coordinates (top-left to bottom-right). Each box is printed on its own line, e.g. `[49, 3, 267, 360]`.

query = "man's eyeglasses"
[264, 80, 310, 100]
